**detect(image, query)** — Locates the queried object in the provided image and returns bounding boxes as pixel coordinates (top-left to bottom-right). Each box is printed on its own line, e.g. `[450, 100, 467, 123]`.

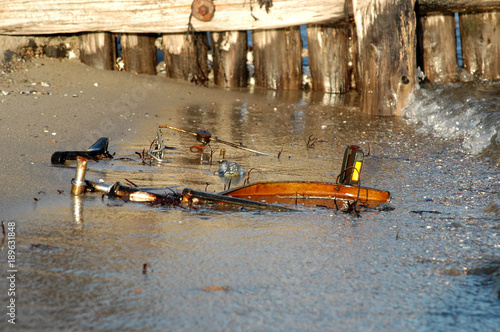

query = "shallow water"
[1, 87, 499, 331]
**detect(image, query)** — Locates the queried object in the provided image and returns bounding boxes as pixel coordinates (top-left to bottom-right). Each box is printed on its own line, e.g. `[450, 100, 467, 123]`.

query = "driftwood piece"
[252, 27, 302, 90]
[459, 11, 500, 80]
[419, 14, 458, 82]
[210, 31, 249, 88]
[79, 32, 116, 71]
[163, 32, 209, 83]
[307, 23, 351, 93]
[121, 33, 157, 75]
[353, 0, 416, 116]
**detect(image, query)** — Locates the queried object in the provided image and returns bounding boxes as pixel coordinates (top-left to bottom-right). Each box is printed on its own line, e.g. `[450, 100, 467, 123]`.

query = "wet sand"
[0, 57, 271, 220]
[2, 57, 499, 331]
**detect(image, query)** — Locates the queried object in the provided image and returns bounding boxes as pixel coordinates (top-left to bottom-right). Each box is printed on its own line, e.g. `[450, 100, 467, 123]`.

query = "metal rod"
[147, 151, 164, 162]
[158, 125, 198, 137]
[71, 156, 88, 195]
[182, 188, 297, 212]
[86, 181, 113, 194]
[158, 125, 270, 156]
[211, 137, 271, 156]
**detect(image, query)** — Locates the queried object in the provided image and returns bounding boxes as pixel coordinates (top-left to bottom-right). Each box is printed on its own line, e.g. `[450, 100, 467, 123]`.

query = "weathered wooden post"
[120, 33, 157, 75]
[307, 23, 351, 93]
[163, 32, 209, 84]
[252, 27, 302, 90]
[210, 31, 248, 88]
[459, 11, 500, 80]
[79, 32, 115, 70]
[418, 14, 459, 82]
[353, 0, 417, 116]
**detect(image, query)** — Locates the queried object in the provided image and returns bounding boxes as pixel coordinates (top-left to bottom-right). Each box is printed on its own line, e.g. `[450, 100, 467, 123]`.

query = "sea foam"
[402, 82, 500, 155]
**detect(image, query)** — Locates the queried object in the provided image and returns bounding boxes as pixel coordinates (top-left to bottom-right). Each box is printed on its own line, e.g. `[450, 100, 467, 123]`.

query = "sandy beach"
[0, 57, 270, 220]
[1, 56, 499, 332]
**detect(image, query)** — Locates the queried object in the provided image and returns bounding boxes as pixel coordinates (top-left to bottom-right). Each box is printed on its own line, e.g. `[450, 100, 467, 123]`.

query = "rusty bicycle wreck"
[63, 136, 391, 214]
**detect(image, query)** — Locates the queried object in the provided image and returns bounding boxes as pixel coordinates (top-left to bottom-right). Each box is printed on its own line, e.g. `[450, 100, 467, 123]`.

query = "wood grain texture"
[420, 14, 459, 82]
[252, 27, 303, 90]
[460, 11, 500, 80]
[0, 0, 346, 35]
[121, 33, 157, 75]
[417, 0, 500, 14]
[211, 31, 249, 88]
[79, 32, 115, 70]
[163, 32, 209, 82]
[307, 23, 352, 93]
[353, 0, 417, 116]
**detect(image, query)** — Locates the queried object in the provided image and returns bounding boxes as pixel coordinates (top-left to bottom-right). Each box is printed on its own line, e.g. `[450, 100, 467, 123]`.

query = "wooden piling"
[353, 0, 416, 116]
[252, 27, 302, 90]
[210, 31, 248, 88]
[163, 32, 209, 84]
[3, 0, 500, 117]
[79, 32, 115, 70]
[418, 14, 458, 82]
[459, 11, 500, 80]
[307, 23, 351, 93]
[349, 22, 360, 92]
[120, 33, 157, 75]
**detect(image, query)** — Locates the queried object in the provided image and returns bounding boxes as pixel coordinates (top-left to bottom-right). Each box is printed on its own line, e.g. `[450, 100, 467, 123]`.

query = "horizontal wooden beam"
[0, 0, 346, 35]
[417, 0, 500, 14]
[1, 0, 499, 35]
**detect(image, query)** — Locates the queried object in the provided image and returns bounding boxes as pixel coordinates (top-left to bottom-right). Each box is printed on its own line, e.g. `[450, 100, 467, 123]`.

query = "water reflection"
[11, 85, 500, 331]
[247, 87, 359, 107]
[72, 195, 84, 224]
